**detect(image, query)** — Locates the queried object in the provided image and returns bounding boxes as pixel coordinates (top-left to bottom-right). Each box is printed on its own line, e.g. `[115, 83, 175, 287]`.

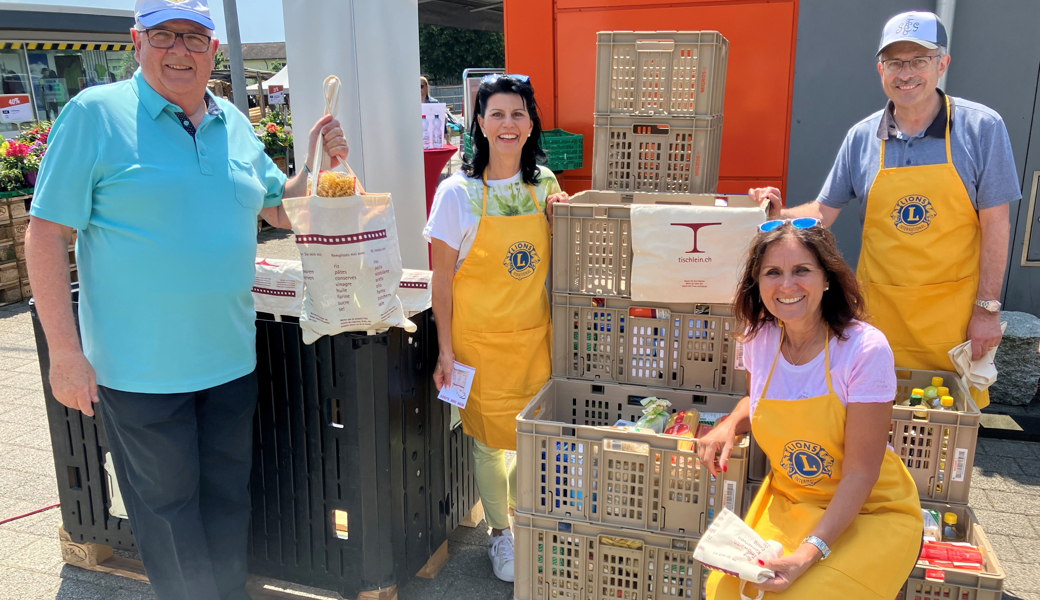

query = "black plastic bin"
[32, 288, 477, 598]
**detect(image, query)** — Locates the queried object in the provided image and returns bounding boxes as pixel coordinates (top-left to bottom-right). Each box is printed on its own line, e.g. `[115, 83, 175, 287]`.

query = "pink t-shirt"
[746, 320, 896, 417]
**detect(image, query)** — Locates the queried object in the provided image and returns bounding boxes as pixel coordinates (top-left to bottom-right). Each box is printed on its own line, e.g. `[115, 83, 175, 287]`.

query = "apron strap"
[763, 324, 834, 398]
[878, 93, 954, 171]
[942, 93, 953, 165]
[480, 174, 543, 217]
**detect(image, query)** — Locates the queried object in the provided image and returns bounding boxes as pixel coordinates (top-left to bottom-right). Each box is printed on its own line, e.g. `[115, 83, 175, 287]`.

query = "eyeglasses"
[879, 55, 939, 75]
[759, 218, 821, 233]
[141, 28, 212, 53]
[481, 73, 530, 84]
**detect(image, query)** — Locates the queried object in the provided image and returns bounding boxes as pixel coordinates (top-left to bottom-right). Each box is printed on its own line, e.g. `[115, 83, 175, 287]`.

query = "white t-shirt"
[746, 320, 896, 417]
[423, 167, 561, 270]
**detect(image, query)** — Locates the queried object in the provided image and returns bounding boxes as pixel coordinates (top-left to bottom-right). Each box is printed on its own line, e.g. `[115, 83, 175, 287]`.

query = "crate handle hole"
[329, 398, 344, 428]
[692, 394, 708, 405]
[332, 510, 348, 539]
[67, 466, 81, 490]
[591, 384, 605, 395]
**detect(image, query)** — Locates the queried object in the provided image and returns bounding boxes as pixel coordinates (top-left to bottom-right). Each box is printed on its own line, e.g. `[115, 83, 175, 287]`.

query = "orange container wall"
[504, 0, 799, 197]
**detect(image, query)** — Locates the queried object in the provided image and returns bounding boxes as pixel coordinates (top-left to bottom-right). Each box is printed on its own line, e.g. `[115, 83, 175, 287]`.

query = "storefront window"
[107, 50, 138, 82]
[0, 49, 33, 136]
[27, 48, 115, 119]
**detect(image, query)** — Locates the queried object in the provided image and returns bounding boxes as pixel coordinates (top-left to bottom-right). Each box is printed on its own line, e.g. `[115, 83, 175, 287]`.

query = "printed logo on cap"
[890, 195, 937, 235]
[780, 440, 835, 487]
[504, 241, 540, 280]
[894, 17, 922, 36]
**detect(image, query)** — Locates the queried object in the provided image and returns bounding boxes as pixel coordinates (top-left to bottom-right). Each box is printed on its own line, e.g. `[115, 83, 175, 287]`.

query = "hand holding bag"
[282, 75, 414, 343]
[693, 508, 784, 600]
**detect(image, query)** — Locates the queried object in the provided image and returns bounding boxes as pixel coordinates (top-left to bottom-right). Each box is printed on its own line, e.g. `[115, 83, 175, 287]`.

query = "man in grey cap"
[751, 11, 1017, 409]
[26, 1, 348, 598]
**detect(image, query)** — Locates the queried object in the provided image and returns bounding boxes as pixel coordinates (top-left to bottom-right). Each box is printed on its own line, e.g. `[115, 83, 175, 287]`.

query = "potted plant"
[254, 112, 293, 173]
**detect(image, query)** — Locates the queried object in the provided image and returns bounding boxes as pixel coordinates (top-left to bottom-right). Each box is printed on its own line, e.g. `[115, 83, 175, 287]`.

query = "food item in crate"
[598, 535, 644, 550]
[696, 412, 729, 438]
[908, 388, 928, 418]
[943, 512, 962, 542]
[663, 409, 700, 450]
[635, 397, 672, 433]
[918, 540, 983, 571]
[938, 395, 955, 411]
[922, 508, 941, 541]
[315, 170, 357, 197]
[923, 376, 944, 407]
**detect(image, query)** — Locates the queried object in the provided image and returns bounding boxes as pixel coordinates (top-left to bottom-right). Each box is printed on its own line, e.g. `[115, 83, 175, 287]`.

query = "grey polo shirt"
[818, 91, 1020, 223]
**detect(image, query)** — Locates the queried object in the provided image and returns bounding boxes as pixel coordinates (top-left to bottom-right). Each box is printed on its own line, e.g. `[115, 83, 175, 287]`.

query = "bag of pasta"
[282, 75, 413, 343]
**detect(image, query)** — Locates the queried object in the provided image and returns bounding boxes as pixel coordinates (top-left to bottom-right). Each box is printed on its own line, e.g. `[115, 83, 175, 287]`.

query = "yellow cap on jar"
[940, 396, 954, 408]
[944, 512, 957, 526]
[931, 376, 944, 387]
[938, 386, 950, 396]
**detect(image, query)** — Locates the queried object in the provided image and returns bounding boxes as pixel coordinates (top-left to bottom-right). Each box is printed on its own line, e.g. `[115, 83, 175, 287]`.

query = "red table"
[422, 144, 458, 267]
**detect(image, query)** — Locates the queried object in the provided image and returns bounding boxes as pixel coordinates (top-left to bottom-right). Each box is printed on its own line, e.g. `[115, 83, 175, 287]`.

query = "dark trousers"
[98, 371, 258, 600]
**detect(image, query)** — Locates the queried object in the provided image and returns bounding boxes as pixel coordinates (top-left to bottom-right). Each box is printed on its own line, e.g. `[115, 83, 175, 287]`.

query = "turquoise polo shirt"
[30, 70, 287, 393]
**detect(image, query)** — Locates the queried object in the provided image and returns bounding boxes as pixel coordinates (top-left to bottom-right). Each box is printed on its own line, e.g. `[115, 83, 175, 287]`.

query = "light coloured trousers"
[472, 438, 517, 530]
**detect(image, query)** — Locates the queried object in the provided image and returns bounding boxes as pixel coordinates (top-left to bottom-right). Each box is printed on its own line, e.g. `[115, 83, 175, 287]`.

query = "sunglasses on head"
[481, 73, 530, 84]
[758, 218, 822, 233]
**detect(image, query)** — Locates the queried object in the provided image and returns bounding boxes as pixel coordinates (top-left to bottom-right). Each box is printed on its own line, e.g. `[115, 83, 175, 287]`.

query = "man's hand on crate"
[749, 187, 783, 219]
[48, 349, 100, 417]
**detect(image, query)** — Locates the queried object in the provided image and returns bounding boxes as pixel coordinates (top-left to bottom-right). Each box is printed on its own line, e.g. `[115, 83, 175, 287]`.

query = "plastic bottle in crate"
[923, 376, 943, 407]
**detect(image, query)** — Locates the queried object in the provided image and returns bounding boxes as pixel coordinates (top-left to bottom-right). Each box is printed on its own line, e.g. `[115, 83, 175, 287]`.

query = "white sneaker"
[489, 529, 515, 582]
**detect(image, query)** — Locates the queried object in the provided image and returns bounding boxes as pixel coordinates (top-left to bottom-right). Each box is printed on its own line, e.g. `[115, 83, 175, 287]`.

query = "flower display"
[1, 121, 52, 192]
[254, 112, 293, 156]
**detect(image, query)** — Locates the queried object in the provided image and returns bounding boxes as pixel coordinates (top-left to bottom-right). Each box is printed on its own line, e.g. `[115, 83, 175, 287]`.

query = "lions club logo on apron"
[780, 440, 835, 487]
[504, 241, 540, 280]
[890, 195, 937, 235]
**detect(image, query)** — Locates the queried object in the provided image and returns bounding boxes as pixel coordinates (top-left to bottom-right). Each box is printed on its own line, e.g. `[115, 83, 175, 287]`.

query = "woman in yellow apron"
[699, 220, 922, 599]
[424, 74, 567, 582]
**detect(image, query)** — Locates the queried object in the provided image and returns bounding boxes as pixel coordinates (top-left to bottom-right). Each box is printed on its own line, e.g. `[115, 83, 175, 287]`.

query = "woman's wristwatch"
[802, 536, 830, 561]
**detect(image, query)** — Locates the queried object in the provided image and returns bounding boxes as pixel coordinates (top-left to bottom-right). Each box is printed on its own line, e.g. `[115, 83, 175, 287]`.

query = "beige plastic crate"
[592, 114, 723, 193]
[551, 191, 759, 299]
[8, 197, 28, 219]
[20, 277, 30, 300]
[594, 30, 728, 117]
[514, 512, 712, 600]
[553, 293, 748, 396]
[0, 240, 14, 263]
[0, 201, 9, 224]
[890, 368, 979, 504]
[516, 378, 746, 537]
[902, 502, 1004, 600]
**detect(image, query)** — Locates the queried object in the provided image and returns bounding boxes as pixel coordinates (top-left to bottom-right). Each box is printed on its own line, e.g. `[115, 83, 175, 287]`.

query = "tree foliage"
[419, 25, 504, 84]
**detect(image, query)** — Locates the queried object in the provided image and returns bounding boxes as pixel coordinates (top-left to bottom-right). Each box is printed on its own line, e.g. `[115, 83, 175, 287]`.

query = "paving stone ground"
[1, 221, 1037, 599]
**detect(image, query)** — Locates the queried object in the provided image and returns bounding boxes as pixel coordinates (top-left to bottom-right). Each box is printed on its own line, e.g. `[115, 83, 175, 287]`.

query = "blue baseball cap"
[877, 11, 948, 56]
[135, 0, 215, 30]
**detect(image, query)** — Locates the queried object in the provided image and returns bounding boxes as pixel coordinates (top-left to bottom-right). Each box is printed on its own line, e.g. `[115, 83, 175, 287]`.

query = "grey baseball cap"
[135, 0, 215, 30]
[877, 11, 948, 56]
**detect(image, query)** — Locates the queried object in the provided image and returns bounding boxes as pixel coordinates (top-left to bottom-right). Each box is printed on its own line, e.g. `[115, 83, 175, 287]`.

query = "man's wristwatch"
[802, 536, 831, 561]
[975, 299, 1002, 314]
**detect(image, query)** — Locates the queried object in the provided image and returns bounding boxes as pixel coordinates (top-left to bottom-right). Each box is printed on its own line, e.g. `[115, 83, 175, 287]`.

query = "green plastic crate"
[0, 188, 33, 200]
[462, 128, 583, 172]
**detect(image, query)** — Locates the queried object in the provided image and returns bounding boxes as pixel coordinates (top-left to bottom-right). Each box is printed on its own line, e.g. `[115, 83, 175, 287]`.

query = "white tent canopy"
[247, 65, 289, 94]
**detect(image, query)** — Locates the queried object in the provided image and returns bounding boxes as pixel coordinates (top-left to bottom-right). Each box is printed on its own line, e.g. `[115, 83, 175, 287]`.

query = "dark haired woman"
[698, 220, 922, 600]
[424, 74, 567, 582]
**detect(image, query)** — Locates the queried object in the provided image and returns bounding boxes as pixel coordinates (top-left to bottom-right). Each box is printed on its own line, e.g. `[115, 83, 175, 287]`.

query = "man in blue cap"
[25, 1, 348, 598]
[751, 11, 1017, 409]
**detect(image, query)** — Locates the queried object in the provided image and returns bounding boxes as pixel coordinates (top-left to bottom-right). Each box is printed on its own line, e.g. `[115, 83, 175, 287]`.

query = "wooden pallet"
[58, 525, 459, 600]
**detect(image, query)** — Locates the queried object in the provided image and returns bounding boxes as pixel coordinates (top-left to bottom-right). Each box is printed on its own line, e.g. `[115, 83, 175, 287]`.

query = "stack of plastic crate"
[591, 31, 728, 194]
[889, 370, 1005, 600]
[513, 188, 756, 599]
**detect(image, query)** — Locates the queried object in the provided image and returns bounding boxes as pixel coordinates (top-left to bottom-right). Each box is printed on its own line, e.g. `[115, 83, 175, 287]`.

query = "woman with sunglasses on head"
[698, 219, 922, 600]
[423, 74, 568, 582]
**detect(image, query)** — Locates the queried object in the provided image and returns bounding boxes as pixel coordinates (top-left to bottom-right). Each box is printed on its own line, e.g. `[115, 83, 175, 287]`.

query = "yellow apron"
[451, 177, 551, 450]
[707, 331, 922, 600]
[856, 95, 988, 408]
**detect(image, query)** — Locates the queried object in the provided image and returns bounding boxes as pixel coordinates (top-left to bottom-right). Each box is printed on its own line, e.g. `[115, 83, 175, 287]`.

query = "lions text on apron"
[857, 95, 988, 408]
[450, 176, 552, 450]
[706, 330, 922, 599]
